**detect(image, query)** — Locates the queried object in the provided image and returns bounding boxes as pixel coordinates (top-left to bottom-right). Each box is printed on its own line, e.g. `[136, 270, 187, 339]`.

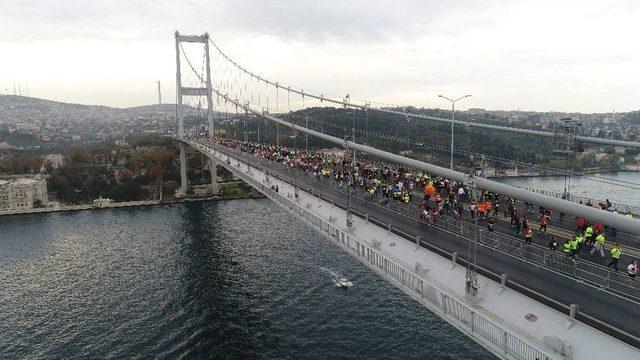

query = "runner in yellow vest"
[570, 235, 580, 257]
[584, 226, 594, 244]
[577, 234, 586, 251]
[590, 233, 605, 258]
[608, 245, 622, 272]
[563, 239, 572, 256]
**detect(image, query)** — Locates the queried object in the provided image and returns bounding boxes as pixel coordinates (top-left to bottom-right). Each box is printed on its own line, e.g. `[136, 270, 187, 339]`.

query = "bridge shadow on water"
[156, 200, 272, 358]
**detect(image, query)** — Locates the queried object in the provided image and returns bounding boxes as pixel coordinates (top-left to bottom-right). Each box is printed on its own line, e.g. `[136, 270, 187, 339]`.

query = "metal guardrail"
[205, 142, 640, 302]
[206, 144, 556, 360]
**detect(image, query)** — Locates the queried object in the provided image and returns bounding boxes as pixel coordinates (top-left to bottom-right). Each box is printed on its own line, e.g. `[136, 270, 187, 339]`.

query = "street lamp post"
[438, 94, 472, 170]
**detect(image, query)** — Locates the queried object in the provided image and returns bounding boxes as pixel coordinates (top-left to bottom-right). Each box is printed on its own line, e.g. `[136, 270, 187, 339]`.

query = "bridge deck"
[203, 143, 640, 359]
[193, 141, 640, 351]
[292, 166, 640, 343]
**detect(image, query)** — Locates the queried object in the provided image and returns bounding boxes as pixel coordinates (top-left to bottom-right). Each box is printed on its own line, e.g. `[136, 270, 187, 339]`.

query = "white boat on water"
[337, 276, 352, 288]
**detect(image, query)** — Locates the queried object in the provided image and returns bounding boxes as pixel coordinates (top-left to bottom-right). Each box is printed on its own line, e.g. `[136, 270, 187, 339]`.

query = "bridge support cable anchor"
[346, 211, 354, 228]
[496, 273, 508, 295]
[564, 304, 579, 330]
[415, 262, 430, 275]
[465, 269, 480, 302]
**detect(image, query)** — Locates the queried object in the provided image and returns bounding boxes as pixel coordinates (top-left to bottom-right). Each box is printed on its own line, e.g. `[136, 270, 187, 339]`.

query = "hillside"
[126, 104, 180, 112]
[0, 95, 120, 111]
[0, 95, 199, 127]
[0, 95, 186, 114]
[620, 111, 640, 125]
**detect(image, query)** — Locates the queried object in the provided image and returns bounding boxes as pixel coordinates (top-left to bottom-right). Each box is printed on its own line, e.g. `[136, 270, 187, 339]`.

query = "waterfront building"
[0, 177, 48, 210]
[93, 197, 113, 208]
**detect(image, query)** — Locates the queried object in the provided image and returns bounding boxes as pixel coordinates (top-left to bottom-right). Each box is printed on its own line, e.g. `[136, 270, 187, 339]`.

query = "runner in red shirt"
[539, 214, 549, 235]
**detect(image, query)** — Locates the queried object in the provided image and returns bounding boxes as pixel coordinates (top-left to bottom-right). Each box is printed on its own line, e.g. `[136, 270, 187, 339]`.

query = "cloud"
[0, 0, 639, 112]
[0, 0, 485, 43]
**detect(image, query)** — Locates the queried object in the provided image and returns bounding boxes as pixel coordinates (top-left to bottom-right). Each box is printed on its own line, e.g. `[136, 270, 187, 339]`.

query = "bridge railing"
[200, 141, 640, 303]
[210, 147, 555, 360]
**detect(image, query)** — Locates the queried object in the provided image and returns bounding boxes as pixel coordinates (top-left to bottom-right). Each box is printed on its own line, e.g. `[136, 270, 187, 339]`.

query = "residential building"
[41, 154, 65, 171]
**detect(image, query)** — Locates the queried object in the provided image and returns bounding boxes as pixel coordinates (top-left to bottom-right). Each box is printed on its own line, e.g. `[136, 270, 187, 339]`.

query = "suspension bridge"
[172, 32, 640, 359]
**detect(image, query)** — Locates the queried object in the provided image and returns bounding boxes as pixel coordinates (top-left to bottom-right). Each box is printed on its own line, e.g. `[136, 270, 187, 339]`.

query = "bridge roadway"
[288, 169, 640, 346]
[494, 195, 640, 254]
[411, 199, 640, 275]
[202, 142, 640, 349]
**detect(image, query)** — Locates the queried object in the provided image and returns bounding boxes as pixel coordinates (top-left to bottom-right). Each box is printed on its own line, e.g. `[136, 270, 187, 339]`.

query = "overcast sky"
[1, 0, 639, 112]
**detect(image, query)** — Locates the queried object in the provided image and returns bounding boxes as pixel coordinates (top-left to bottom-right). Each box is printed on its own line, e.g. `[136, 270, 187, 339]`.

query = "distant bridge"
[172, 32, 640, 359]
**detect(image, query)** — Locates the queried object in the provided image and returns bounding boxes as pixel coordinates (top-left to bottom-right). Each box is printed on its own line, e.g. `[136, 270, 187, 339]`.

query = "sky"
[0, 0, 639, 113]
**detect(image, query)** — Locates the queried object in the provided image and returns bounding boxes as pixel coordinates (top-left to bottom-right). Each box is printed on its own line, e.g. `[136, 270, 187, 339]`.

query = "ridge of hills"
[1, 94, 638, 120]
[0, 94, 190, 112]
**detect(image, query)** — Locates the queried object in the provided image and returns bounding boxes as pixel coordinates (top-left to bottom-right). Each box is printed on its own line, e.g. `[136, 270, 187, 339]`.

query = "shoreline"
[0, 193, 265, 217]
[489, 168, 639, 180]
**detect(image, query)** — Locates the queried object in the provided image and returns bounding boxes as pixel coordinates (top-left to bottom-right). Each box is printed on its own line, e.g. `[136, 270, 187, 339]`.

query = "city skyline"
[1, 0, 639, 113]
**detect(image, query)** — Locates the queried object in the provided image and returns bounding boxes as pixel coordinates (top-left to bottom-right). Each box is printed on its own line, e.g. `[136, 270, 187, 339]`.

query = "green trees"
[0, 154, 43, 174]
[45, 143, 177, 204]
[129, 133, 173, 148]
[47, 162, 150, 204]
[108, 180, 146, 201]
[48, 172, 73, 198]
[47, 163, 104, 204]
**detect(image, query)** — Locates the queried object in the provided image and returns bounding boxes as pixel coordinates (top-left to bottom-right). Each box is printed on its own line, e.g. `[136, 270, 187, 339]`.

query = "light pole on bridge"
[437, 94, 472, 171]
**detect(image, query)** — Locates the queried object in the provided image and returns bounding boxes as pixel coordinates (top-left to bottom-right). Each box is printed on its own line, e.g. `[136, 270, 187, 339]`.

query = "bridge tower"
[175, 31, 219, 196]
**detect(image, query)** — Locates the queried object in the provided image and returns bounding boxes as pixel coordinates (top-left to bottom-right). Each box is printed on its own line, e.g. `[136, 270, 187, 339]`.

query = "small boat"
[337, 276, 351, 288]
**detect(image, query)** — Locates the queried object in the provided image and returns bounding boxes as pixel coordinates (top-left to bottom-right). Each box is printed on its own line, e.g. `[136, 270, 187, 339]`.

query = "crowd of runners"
[215, 138, 638, 279]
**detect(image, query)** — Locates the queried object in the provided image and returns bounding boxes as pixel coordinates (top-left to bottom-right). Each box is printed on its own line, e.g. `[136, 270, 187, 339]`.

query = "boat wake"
[320, 266, 353, 288]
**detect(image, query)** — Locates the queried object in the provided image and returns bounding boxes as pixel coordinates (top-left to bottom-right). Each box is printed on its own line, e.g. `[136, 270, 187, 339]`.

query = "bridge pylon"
[175, 31, 218, 196]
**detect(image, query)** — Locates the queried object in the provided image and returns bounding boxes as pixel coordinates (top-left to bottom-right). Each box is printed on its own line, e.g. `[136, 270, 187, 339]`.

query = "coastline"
[0, 193, 265, 217]
[489, 168, 640, 180]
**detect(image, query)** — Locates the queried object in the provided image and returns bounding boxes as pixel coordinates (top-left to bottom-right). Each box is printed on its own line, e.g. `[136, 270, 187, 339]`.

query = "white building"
[41, 154, 65, 172]
[0, 177, 48, 210]
[93, 197, 113, 208]
[505, 166, 519, 177]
